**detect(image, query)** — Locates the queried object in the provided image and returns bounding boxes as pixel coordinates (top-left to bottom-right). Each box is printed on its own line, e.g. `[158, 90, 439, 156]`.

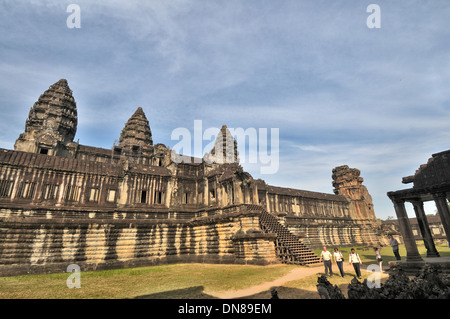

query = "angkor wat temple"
[0, 79, 381, 275]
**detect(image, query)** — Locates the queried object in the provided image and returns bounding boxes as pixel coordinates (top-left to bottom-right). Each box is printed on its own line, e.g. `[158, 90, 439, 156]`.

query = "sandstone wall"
[0, 208, 278, 276]
[285, 216, 380, 249]
[254, 183, 380, 249]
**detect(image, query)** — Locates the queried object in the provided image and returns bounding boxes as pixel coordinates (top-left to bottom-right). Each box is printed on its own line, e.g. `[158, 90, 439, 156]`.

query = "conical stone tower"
[205, 124, 239, 164]
[118, 107, 153, 154]
[332, 165, 376, 221]
[14, 79, 78, 155]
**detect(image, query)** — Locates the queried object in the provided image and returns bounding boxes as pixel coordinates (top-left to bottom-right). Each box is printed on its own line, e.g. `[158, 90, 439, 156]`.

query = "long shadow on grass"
[134, 285, 319, 299]
[134, 286, 219, 299]
[237, 286, 319, 299]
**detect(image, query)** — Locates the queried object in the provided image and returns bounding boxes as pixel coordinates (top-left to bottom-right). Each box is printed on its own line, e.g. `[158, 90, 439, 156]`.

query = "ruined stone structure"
[0, 79, 381, 276]
[382, 216, 447, 243]
[387, 149, 450, 274]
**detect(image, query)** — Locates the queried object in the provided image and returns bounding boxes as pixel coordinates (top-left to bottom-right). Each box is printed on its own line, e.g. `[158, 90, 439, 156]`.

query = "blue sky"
[1, 1, 449, 220]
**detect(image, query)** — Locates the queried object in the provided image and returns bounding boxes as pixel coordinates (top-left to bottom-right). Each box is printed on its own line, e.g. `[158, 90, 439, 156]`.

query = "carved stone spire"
[332, 165, 375, 220]
[14, 79, 78, 154]
[118, 107, 153, 152]
[205, 124, 239, 164]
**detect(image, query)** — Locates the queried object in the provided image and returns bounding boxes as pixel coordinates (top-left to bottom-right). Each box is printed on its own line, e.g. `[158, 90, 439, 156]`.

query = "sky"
[1, 1, 449, 220]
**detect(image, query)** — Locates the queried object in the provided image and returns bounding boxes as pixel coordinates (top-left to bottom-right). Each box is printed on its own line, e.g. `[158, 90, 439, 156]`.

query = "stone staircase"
[247, 205, 321, 266]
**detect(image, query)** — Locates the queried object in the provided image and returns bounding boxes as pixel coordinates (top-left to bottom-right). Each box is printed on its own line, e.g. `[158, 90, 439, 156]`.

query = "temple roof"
[266, 185, 348, 202]
[389, 149, 450, 201]
[411, 150, 450, 189]
[118, 107, 153, 150]
[400, 149, 450, 189]
[253, 179, 347, 201]
[206, 163, 251, 181]
[0, 148, 121, 176]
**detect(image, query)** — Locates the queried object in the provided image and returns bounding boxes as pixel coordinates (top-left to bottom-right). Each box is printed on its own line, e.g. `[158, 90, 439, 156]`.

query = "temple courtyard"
[1, 243, 448, 299]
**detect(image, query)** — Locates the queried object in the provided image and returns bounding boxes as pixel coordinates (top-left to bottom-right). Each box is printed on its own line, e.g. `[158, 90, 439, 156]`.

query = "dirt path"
[209, 264, 323, 299]
[209, 263, 386, 299]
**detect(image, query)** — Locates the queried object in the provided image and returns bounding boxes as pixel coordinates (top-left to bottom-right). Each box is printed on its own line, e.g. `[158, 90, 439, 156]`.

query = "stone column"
[410, 199, 440, 257]
[391, 198, 423, 261]
[204, 178, 209, 206]
[218, 183, 224, 207]
[433, 193, 450, 243]
[253, 184, 259, 205]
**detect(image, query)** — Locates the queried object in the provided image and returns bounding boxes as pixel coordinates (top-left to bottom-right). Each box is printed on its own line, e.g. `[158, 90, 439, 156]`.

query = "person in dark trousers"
[333, 248, 345, 277]
[373, 246, 383, 272]
[389, 235, 401, 260]
[349, 248, 362, 279]
[319, 246, 333, 277]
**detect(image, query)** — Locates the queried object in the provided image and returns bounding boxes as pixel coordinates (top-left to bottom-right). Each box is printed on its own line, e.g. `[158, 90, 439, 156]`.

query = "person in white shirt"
[373, 247, 383, 272]
[333, 248, 345, 277]
[348, 248, 362, 279]
[319, 246, 333, 277]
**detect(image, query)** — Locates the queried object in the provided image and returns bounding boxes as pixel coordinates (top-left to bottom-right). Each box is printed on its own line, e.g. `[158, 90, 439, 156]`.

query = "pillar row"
[391, 198, 423, 261]
[433, 193, 450, 243]
[410, 199, 440, 257]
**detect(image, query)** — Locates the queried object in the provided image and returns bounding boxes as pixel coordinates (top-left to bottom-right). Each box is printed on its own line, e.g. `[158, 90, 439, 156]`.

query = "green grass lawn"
[1, 243, 449, 299]
[0, 263, 298, 299]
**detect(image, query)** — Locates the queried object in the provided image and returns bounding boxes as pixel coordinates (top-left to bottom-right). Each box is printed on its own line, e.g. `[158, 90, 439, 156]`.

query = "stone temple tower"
[204, 124, 239, 164]
[332, 165, 376, 221]
[118, 107, 153, 157]
[14, 79, 77, 156]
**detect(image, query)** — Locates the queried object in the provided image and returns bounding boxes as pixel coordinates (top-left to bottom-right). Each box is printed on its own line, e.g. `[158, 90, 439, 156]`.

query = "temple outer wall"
[285, 216, 380, 249]
[254, 185, 381, 249]
[0, 208, 278, 277]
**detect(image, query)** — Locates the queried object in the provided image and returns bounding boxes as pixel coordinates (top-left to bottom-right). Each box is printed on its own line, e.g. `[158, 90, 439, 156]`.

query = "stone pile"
[316, 264, 450, 299]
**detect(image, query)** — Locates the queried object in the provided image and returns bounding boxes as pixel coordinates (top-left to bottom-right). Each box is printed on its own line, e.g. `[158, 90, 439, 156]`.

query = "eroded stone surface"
[0, 79, 383, 276]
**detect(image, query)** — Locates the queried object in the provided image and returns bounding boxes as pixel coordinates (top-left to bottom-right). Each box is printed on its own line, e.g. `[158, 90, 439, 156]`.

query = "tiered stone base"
[0, 206, 278, 276]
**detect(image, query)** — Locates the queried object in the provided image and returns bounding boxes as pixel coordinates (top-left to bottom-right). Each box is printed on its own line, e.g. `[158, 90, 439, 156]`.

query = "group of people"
[319, 246, 387, 279]
[319, 236, 402, 279]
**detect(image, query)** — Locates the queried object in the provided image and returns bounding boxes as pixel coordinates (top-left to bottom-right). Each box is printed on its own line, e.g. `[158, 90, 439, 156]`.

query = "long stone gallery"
[0, 79, 382, 276]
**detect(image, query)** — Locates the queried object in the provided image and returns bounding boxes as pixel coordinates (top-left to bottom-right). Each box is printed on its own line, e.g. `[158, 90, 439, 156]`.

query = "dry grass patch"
[0, 263, 297, 299]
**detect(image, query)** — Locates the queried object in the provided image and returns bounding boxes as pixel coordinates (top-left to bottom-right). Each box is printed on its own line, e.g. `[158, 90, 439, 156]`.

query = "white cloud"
[293, 145, 328, 153]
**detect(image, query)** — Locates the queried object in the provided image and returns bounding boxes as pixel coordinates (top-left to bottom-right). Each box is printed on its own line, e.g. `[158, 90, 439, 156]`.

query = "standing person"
[389, 235, 401, 260]
[333, 248, 345, 277]
[319, 246, 333, 277]
[349, 248, 362, 279]
[373, 247, 383, 272]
